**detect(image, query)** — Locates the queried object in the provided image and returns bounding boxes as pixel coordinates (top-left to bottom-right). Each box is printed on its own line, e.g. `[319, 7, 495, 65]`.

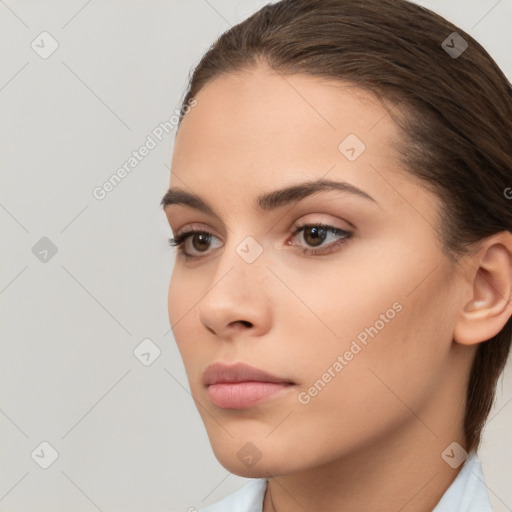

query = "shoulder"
[199, 478, 267, 512]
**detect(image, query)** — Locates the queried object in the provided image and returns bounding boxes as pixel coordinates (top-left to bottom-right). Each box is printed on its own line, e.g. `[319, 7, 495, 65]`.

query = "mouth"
[202, 362, 295, 409]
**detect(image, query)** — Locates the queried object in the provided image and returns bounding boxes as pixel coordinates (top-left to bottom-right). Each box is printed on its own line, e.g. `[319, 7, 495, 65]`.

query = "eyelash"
[167, 223, 353, 261]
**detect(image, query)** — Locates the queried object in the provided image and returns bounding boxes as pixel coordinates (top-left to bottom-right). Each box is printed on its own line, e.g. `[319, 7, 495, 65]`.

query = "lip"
[202, 362, 295, 409]
[202, 362, 293, 386]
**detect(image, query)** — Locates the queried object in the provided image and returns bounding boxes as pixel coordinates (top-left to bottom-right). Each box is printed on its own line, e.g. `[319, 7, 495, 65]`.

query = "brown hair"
[175, 0, 512, 452]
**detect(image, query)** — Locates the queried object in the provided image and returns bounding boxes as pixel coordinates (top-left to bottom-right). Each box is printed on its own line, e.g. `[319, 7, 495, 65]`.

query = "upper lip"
[202, 362, 294, 386]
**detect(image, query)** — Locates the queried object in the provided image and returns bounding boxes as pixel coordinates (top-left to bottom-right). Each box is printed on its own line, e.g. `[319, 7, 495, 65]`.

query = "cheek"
[286, 248, 452, 409]
[167, 263, 203, 323]
[265, 287, 451, 468]
[167, 268, 202, 353]
[167, 271, 182, 329]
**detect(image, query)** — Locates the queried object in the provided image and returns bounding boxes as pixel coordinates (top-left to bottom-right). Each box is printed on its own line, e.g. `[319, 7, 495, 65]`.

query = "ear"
[454, 232, 512, 345]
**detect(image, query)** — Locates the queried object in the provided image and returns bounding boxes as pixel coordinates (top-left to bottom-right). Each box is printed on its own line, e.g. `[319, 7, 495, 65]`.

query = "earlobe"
[453, 234, 512, 346]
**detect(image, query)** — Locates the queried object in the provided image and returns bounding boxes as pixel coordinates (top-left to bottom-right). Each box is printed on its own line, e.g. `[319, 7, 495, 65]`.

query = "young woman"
[161, 1, 512, 510]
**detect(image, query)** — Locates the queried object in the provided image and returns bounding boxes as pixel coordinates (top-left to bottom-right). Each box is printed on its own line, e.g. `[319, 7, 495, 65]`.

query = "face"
[163, 65, 467, 478]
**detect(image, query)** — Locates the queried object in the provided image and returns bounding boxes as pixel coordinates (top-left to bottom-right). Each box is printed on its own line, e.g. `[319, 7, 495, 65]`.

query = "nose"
[198, 238, 272, 339]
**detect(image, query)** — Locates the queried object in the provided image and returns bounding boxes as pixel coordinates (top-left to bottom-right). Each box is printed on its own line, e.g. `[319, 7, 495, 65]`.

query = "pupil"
[305, 227, 326, 247]
[193, 233, 210, 252]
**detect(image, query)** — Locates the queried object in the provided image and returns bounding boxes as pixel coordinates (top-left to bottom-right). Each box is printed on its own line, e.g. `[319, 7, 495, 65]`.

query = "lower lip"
[207, 381, 293, 409]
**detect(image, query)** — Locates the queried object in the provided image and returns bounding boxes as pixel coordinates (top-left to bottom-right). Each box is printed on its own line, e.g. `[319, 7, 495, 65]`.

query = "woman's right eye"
[168, 230, 221, 260]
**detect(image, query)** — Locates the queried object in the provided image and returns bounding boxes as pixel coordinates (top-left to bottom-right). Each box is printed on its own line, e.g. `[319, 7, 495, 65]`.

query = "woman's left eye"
[288, 223, 353, 255]
[167, 223, 353, 260]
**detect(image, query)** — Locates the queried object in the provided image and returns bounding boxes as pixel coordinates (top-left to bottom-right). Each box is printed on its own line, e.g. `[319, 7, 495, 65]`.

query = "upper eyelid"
[171, 210, 354, 234]
[173, 224, 220, 238]
[174, 221, 351, 237]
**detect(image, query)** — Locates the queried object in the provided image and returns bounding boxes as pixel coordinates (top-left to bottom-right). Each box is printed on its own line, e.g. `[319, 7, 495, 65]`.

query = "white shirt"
[199, 451, 493, 512]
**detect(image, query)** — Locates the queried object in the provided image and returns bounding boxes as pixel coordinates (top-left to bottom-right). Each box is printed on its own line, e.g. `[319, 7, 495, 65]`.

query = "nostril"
[233, 320, 252, 328]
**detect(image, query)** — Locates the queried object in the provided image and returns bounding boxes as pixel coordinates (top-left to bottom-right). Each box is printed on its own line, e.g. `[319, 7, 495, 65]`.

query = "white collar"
[200, 451, 493, 512]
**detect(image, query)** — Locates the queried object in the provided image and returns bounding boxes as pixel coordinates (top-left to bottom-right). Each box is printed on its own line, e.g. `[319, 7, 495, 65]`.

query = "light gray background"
[1, 1, 511, 511]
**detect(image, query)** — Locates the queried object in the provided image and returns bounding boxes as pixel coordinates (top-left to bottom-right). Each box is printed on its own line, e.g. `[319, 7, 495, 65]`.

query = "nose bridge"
[211, 231, 267, 288]
[217, 203, 267, 265]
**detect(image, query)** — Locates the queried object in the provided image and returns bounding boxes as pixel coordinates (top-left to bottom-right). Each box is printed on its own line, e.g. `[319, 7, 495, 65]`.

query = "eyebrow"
[160, 178, 378, 218]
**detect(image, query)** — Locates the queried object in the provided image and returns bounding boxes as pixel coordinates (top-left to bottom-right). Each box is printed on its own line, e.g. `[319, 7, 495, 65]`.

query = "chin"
[215, 454, 289, 479]
[206, 437, 285, 477]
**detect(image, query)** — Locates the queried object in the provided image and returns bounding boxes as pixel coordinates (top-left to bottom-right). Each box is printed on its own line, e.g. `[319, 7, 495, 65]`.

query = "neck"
[263, 414, 467, 512]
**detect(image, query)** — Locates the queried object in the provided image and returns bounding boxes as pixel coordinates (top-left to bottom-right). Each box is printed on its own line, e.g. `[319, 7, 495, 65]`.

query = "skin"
[163, 64, 512, 512]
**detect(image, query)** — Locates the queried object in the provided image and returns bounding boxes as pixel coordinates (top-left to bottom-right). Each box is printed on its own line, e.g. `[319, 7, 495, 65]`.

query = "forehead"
[177, 66, 392, 143]
[167, 65, 440, 225]
[173, 67, 401, 173]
